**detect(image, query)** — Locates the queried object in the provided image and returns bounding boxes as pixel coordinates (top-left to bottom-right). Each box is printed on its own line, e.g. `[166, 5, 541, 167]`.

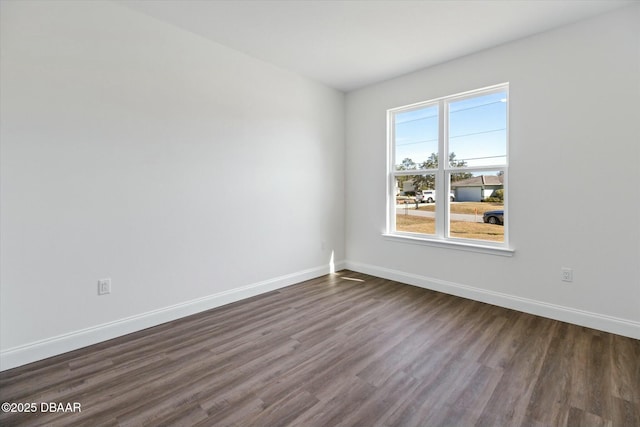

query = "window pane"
[394, 105, 439, 171]
[448, 91, 507, 167]
[449, 171, 504, 242]
[394, 174, 436, 235]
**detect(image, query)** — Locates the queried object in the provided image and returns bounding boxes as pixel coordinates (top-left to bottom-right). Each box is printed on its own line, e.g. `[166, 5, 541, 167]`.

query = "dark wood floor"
[1, 270, 639, 426]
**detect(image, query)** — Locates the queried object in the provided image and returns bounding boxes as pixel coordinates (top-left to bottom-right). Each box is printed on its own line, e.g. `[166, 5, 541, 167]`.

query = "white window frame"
[385, 83, 513, 256]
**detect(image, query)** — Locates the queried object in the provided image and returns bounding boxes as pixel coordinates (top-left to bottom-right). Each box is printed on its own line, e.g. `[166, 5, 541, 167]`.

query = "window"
[387, 84, 510, 252]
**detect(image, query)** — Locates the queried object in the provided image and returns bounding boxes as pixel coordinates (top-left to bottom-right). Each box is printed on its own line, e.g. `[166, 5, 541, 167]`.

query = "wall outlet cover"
[98, 278, 111, 295]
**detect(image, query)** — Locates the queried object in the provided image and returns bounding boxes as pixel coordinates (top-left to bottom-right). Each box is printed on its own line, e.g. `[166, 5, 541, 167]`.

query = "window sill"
[382, 233, 515, 257]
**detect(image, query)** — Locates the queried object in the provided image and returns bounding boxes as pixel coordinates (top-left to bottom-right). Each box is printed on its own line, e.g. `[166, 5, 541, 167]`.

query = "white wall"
[345, 5, 640, 338]
[0, 0, 344, 369]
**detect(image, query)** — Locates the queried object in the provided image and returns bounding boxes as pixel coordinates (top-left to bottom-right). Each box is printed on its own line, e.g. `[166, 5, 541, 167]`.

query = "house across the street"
[451, 175, 504, 201]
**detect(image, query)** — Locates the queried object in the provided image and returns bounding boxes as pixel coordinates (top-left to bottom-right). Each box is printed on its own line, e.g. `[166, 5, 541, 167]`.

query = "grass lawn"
[396, 214, 504, 242]
[414, 201, 504, 215]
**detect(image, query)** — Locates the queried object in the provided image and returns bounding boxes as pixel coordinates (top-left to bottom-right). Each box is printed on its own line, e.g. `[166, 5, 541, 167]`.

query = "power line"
[449, 99, 505, 114]
[396, 137, 439, 147]
[395, 113, 438, 126]
[449, 128, 506, 139]
[455, 155, 506, 162]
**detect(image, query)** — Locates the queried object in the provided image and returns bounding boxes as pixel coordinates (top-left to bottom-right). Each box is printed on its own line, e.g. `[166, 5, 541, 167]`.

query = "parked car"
[483, 210, 504, 225]
[416, 190, 455, 203]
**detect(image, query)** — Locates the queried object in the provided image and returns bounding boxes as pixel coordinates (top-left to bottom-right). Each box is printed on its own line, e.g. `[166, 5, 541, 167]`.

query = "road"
[395, 204, 484, 223]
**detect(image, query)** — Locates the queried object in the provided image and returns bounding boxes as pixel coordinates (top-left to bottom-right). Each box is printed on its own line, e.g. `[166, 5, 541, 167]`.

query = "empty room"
[1, 1, 639, 426]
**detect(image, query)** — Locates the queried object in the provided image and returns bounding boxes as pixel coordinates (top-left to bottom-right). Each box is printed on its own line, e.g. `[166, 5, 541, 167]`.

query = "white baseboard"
[343, 260, 640, 340]
[0, 262, 344, 372]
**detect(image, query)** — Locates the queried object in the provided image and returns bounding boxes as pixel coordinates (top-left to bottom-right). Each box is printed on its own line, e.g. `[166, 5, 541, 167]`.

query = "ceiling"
[118, 0, 633, 92]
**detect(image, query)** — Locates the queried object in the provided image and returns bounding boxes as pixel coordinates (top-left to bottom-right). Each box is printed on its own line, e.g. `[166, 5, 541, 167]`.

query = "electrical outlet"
[98, 278, 111, 295]
[561, 268, 573, 283]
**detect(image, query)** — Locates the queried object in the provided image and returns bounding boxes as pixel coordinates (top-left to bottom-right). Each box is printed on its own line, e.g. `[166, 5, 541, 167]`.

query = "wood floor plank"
[343, 370, 420, 426]
[288, 375, 375, 427]
[609, 334, 640, 403]
[475, 316, 557, 426]
[525, 322, 576, 425]
[1, 270, 638, 427]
